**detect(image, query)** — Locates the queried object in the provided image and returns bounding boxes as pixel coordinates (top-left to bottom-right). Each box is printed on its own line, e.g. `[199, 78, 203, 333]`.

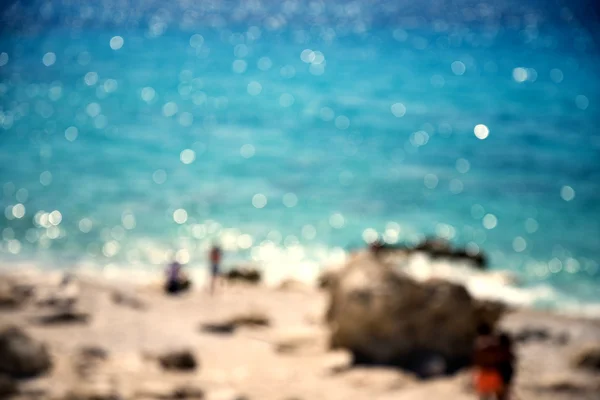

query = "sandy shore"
[1, 269, 599, 400]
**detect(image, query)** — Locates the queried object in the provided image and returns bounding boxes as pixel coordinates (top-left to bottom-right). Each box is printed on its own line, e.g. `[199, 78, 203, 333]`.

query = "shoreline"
[3, 248, 600, 320]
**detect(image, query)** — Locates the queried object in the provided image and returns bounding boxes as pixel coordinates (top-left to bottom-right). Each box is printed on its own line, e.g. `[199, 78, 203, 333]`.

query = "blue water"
[1, 1, 599, 309]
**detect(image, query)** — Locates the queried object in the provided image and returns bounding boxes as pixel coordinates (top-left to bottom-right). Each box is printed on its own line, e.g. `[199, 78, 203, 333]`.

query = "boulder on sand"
[0, 325, 52, 378]
[324, 253, 504, 375]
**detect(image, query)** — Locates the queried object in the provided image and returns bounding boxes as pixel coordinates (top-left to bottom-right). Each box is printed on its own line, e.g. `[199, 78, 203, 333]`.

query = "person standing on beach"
[473, 323, 504, 400]
[209, 244, 222, 295]
[497, 333, 516, 400]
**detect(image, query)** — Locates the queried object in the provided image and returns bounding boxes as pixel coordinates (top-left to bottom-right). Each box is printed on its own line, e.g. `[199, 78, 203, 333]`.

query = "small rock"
[64, 380, 122, 400]
[73, 346, 109, 378]
[228, 312, 270, 328]
[200, 323, 236, 335]
[35, 276, 79, 309]
[33, 309, 90, 325]
[112, 291, 147, 310]
[273, 329, 323, 355]
[413, 237, 488, 269]
[571, 343, 600, 371]
[224, 268, 261, 285]
[137, 382, 204, 399]
[0, 325, 52, 378]
[0, 278, 33, 308]
[514, 327, 551, 343]
[534, 374, 600, 394]
[79, 346, 109, 361]
[158, 350, 198, 372]
[275, 338, 312, 354]
[200, 312, 270, 336]
[172, 385, 205, 399]
[555, 332, 570, 346]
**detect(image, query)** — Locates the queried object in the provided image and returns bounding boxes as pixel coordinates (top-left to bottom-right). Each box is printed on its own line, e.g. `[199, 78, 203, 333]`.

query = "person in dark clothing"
[473, 324, 517, 400]
[209, 245, 222, 295]
[473, 323, 503, 400]
[497, 333, 515, 400]
[164, 261, 191, 295]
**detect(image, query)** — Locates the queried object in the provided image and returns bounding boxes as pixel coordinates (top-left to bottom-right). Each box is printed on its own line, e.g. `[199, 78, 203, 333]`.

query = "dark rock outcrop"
[414, 238, 487, 269]
[370, 238, 488, 269]
[0, 325, 52, 378]
[200, 323, 237, 335]
[33, 310, 90, 325]
[224, 267, 261, 284]
[158, 349, 198, 371]
[324, 253, 504, 375]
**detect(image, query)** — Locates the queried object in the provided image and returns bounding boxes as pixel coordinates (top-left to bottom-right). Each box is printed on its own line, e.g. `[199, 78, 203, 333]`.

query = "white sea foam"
[2, 244, 599, 318]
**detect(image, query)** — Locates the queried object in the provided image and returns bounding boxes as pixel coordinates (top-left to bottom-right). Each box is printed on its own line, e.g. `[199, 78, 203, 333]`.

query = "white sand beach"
[1, 259, 599, 400]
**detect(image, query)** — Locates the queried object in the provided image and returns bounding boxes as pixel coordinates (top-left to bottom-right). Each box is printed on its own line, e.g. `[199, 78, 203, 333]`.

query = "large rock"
[0, 325, 52, 378]
[325, 253, 503, 374]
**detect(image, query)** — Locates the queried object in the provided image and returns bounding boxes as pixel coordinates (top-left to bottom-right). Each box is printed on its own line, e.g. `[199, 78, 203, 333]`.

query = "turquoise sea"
[1, 0, 599, 312]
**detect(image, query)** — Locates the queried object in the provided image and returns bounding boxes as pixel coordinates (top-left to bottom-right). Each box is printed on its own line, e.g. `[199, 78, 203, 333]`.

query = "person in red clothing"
[209, 244, 222, 295]
[473, 323, 512, 400]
